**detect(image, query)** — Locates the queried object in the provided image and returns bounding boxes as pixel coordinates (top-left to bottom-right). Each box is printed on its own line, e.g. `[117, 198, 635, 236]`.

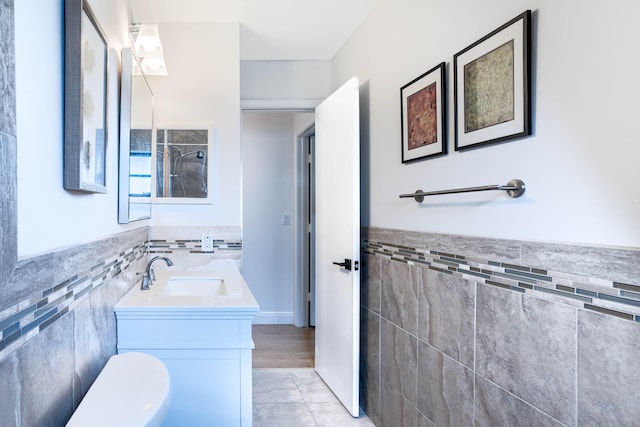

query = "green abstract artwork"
[464, 40, 515, 133]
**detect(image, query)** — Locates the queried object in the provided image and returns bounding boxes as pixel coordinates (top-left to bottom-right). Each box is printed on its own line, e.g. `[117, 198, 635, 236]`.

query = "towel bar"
[399, 179, 525, 203]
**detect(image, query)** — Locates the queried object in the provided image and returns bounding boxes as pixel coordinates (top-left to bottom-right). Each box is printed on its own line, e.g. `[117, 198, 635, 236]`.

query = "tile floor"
[253, 369, 376, 427]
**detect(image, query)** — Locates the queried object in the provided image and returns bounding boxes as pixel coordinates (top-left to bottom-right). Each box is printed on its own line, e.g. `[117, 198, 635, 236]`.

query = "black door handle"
[332, 258, 352, 271]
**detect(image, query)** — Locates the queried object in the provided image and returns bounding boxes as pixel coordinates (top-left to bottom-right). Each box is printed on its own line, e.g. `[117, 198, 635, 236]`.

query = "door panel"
[314, 77, 360, 416]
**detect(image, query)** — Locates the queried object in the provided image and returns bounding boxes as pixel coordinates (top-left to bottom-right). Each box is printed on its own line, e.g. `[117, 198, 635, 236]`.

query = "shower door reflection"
[155, 128, 212, 200]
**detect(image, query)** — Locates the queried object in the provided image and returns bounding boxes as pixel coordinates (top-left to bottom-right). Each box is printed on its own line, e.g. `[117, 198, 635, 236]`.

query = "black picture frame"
[454, 10, 531, 151]
[64, 0, 109, 193]
[401, 62, 447, 163]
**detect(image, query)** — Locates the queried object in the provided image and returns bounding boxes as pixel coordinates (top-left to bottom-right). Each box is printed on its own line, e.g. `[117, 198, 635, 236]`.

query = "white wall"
[240, 60, 332, 108]
[241, 111, 314, 324]
[333, 0, 640, 248]
[241, 112, 296, 323]
[15, 0, 137, 257]
[148, 23, 241, 227]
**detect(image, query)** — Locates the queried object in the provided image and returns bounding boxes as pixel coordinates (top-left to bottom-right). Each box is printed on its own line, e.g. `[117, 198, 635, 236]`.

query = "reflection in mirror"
[118, 47, 153, 223]
[153, 127, 214, 204]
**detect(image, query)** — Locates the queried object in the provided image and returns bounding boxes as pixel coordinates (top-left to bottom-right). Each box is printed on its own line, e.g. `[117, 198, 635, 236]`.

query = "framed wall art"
[454, 10, 531, 151]
[64, 0, 109, 193]
[401, 62, 447, 163]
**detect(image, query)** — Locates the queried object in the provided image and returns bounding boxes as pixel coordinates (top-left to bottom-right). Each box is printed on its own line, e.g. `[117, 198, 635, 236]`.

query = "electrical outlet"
[201, 233, 214, 252]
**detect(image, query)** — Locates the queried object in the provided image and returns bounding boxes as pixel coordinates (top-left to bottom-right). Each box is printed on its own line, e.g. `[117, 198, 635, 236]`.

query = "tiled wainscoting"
[149, 226, 243, 270]
[0, 238, 147, 359]
[360, 227, 640, 427]
[0, 228, 149, 426]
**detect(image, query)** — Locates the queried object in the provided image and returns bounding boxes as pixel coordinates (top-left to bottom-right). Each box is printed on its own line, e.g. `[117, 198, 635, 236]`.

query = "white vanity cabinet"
[114, 270, 259, 427]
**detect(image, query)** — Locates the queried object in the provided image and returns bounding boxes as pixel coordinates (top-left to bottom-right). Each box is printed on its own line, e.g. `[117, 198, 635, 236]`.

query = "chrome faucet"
[139, 256, 174, 290]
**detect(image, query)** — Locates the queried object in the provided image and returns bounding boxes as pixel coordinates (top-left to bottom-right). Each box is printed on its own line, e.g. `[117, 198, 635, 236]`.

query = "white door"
[314, 77, 360, 416]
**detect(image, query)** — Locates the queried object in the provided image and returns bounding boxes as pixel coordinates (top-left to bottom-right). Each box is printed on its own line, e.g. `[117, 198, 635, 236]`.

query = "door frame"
[240, 102, 316, 328]
[294, 125, 316, 327]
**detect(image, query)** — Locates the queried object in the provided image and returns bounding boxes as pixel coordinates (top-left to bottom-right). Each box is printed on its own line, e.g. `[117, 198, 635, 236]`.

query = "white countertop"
[115, 268, 259, 312]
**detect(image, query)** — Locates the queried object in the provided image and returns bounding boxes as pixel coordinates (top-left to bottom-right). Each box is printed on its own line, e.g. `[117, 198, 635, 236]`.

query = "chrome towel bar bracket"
[399, 179, 526, 203]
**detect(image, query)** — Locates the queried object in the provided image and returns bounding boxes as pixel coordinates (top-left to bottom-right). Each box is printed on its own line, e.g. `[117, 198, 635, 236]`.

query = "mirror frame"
[118, 47, 153, 223]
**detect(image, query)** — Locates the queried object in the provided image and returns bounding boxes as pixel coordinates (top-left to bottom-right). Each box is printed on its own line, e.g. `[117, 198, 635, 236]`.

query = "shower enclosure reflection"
[153, 127, 214, 203]
[129, 129, 153, 199]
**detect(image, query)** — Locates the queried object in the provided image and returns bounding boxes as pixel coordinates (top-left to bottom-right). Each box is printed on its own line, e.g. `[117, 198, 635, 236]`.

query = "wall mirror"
[152, 126, 215, 204]
[118, 47, 153, 223]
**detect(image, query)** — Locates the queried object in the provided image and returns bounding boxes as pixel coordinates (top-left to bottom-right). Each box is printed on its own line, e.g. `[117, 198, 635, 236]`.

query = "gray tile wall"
[0, 0, 16, 136]
[0, 0, 17, 289]
[0, 132, 17, 287]
[577, 310, 640, 426]
[361, 227, 640, 427]
[0, 228, 149, 426]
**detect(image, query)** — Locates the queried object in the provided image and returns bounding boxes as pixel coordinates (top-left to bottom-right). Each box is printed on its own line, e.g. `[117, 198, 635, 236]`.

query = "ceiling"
[129, 0, 380, 61]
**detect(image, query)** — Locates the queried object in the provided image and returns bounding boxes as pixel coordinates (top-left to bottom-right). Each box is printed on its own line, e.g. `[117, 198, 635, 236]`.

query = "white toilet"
[66, 352, 171, 427]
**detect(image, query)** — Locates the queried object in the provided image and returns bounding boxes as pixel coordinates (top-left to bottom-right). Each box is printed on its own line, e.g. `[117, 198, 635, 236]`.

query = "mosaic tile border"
[363, 239, 640, 323]
[0, 242, 146, 361]
[148, 238, 242, 254]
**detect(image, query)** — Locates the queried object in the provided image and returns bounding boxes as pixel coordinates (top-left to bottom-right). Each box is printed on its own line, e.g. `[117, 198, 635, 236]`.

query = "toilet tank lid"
[66, 352, 170, 427]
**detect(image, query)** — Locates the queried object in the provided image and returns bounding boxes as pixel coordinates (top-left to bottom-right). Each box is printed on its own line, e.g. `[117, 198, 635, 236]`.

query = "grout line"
[472, 280, 477, 427]
[475, 372, 568, 426]
[574, 308, 579, 426]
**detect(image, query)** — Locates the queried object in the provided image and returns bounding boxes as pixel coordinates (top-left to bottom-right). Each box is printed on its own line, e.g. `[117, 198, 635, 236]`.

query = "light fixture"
[134, 24, 161, 54]
[131, 23, 168, 76]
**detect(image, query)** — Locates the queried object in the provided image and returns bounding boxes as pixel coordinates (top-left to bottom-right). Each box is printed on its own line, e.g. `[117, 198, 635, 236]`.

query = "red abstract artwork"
[407, 83, 438, 150]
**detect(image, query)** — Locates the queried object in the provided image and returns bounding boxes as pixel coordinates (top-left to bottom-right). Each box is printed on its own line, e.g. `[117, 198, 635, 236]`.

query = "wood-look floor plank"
[252, 325, 315, 368]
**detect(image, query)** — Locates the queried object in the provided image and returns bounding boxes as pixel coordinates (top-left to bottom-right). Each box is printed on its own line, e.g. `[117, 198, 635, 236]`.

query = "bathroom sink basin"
[115, 268, 257, 309]
[162, 277, 226, 297]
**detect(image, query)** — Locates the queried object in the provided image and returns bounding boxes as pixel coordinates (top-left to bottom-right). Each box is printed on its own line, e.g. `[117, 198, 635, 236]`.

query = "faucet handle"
[149, 268, 156, 281]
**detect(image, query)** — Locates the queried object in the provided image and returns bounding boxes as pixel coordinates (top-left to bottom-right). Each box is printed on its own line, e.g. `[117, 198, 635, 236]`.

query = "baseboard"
[252, 311, 294, 325]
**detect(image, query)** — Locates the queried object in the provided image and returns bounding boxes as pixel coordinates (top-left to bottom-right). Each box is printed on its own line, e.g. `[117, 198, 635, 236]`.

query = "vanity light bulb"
[144, 58, 163, 70]
[135, 24, 163, 58]
[136, 36, 158, 52]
